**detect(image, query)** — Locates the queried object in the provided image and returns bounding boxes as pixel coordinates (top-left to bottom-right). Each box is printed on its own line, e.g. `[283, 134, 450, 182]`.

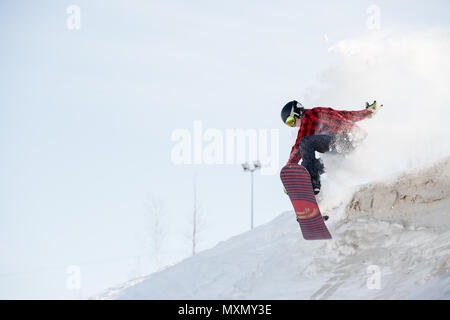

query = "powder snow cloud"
[304, 28, 450, 186]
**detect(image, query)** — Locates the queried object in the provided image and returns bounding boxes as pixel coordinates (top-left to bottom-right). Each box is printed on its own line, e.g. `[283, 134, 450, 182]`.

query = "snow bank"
[95, 157, 450, 300]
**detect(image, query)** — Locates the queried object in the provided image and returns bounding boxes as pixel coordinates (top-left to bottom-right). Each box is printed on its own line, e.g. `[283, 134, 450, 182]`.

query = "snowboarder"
[281, 100, 382, 194]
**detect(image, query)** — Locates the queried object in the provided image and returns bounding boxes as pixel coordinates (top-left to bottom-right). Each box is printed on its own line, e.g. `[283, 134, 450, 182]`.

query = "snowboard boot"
[311, 175, 321, 195]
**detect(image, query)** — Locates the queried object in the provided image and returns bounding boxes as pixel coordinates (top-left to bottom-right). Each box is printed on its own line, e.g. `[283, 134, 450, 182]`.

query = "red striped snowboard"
[280, 164, 332, 240]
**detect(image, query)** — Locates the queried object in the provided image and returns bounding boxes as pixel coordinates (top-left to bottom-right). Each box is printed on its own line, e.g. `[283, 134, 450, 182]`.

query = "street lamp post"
[242, 160, 261, 230]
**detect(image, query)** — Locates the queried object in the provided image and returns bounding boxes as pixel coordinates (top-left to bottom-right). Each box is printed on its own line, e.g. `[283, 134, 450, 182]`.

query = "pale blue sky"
[1, 0, 449, 299]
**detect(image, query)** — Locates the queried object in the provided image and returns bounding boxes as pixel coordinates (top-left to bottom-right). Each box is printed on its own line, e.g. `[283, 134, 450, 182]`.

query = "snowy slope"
[96, 157, 450, 300]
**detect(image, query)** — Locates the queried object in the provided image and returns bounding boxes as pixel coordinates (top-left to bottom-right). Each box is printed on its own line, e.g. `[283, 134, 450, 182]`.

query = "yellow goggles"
[285, 115, 296, 127]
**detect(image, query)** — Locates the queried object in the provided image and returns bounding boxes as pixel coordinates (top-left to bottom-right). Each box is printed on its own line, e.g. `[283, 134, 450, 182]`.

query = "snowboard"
[280, 164, 332, 240]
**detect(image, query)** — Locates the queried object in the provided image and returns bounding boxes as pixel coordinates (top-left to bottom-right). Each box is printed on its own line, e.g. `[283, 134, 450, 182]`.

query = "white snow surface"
[97, 157, 450, 300]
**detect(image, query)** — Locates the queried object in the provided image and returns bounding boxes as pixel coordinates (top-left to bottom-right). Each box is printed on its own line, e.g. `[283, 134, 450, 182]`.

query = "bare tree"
[192, 175, 198, 256]
[138, 195, 166, 273]
[190, 173, 206, 256]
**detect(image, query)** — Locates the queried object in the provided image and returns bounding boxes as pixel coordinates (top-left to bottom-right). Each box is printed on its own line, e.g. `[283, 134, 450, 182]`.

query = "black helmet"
[281, 100, 305, 126]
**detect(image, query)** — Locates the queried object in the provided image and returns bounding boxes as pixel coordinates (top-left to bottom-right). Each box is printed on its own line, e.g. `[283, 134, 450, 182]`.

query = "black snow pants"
[298, 134, 357, 179]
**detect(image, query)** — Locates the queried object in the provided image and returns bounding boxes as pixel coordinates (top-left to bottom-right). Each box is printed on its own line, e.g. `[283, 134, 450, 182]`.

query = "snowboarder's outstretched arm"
[334, 101, 382, 121]
[336, 108, 372, 122]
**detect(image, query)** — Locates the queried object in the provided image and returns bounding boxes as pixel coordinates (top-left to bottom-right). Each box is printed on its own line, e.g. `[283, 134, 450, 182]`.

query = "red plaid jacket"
[288, 107, 372, 164]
